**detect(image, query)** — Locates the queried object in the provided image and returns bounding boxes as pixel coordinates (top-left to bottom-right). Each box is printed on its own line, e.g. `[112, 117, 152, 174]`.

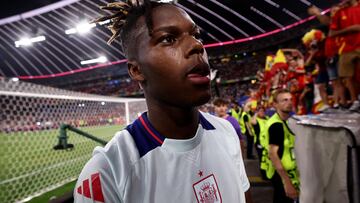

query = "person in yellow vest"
[267, 89, 299, 203]
[250, 106, 269, 180]
[240, 102, 255, 159]
[230, 100, 242, 124]
[229, 100, 245, 154]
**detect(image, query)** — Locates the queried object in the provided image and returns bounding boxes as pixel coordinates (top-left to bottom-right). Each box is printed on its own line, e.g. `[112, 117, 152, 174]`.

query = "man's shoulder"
[201, 112, 234, 131]
[82, 129, 139, 174]
[200, 113, 240, 148]
[269, 122, 283, 129]
[226, 115, 238, 123]
[74, 129, 138, 202]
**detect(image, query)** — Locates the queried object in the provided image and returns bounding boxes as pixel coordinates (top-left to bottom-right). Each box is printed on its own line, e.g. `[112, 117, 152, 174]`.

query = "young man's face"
[134, 5, 211, 108]
[275, 93, 293, 114]
[214, 104, 228, 117]
[257, 108, 265, 118]
[231, 103, 239, 111]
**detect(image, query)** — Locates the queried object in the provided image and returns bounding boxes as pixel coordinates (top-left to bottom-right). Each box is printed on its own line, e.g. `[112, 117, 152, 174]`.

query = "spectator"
[303, 29, 331, 111]
[329, 0, 360, 110]
[213, 98, 245, 155]
[267, 89, 300, 203]
[250, 106, 269, 180]
[308, 4, 346, 108]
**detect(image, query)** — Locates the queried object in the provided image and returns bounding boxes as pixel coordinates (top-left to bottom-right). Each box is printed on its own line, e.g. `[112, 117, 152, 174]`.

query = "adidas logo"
[76, 172, 105, 202]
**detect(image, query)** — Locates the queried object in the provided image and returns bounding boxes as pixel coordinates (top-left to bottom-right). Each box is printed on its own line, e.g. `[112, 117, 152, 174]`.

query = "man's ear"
[127, 60, 145, 82]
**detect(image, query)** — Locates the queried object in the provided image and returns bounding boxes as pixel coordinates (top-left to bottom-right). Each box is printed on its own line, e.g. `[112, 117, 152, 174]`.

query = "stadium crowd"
[56, 0, 360, 117]
[198, 1, 360, 201]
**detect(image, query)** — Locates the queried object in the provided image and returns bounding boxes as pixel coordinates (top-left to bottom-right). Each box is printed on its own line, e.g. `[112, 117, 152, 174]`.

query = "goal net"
[0, 77, 147, 203]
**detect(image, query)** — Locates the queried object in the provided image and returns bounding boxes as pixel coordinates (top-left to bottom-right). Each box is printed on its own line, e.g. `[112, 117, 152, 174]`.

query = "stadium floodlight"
[15, 38, 31, 47]
[158, 0, 175, 3]
[77, 22, 96, 34]
[65, 28, 77, 35]
[14, 35, 46, 47]
[80, 56, 108, 65]
[98, 19, 111, 25]
[65, 21, 96, 35]
[11, 77, 19, 82]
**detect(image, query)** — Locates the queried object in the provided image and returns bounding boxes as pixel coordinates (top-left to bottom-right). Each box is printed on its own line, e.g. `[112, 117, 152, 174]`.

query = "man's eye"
[193, 32, 203, 42]
[160, 35, 176, 44]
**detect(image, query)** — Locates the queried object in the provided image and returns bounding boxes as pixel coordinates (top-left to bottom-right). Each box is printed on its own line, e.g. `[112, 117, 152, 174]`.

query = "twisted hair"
[92, 0, 175, 58]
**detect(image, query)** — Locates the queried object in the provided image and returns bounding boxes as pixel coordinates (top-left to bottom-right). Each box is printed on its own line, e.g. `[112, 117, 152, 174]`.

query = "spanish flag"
[272, 49, 287, 71]
[265, 55, 275, 72]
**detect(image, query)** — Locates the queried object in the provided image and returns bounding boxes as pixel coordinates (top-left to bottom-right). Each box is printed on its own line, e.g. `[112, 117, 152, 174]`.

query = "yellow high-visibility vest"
[239, 111, 247, 134]
[262, 113, 300, 189]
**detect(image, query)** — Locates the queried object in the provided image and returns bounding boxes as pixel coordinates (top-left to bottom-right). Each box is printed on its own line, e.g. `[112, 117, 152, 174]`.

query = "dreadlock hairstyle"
[92, 0, 176, 58]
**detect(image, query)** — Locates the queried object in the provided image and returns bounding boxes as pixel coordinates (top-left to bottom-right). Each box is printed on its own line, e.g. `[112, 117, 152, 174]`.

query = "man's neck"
[146, 99, 200, 140]
[277, 110, 290, 121]
[220, 114, 228, 119]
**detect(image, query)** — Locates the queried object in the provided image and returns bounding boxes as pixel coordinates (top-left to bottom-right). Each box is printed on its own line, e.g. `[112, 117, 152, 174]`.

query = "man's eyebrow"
[152, 24, 200, 34]
[152, 25, 180, 34]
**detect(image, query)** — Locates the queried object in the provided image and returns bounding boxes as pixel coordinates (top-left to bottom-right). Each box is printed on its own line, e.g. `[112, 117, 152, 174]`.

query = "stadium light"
[15, 35, 46, 47]
[65, 21, 96, 35]
[80, 56, 108, 65]
[11, 77, 19, 82]
[65, 28, 77, 35]
[77, 22, 96, 34]
[98, 19, 111, 25]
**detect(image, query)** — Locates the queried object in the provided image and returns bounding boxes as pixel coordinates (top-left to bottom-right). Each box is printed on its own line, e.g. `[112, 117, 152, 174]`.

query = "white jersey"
[74, 112, 249, 203]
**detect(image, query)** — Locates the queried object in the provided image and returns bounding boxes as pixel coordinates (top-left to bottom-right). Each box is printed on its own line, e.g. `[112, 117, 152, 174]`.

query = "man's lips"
[187, 73, 210, 85]
[186, 62, 210, 85]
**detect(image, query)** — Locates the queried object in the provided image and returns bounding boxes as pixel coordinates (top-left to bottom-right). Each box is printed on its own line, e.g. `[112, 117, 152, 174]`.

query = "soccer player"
[74, 1, 251, 202]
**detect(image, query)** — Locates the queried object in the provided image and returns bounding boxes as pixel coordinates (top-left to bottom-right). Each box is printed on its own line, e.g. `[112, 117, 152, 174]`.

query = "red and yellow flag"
[265, 55, 275, 72]
[272, 49, 287, 71]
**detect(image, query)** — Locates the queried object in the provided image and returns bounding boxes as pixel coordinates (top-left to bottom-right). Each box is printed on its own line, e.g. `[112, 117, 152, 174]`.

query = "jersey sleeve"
[220, 117, 250, 192]
[73, 152, 123, 203]
[238, 151, 250, 192]
[227, 116, 243, 140]
[74, 130, 136, 203]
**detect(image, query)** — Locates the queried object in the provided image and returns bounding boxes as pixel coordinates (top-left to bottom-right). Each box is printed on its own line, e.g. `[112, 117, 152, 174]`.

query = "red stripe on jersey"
[91, 173, 105, 202]
[77, 186, 82, 195]
[139, 115, 163, 144]
[83, 179, 91, 198]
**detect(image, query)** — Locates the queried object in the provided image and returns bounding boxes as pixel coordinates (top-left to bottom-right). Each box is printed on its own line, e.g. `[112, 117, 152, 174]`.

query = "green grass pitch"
[0, 124, 123, 203]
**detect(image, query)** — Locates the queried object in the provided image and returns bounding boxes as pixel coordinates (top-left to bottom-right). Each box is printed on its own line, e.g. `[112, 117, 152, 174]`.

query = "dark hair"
[257, 105, 265, 111]
[273, 89, 290, 103]
[213, 98, 229, 106]
[92, 1, 174, 58]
